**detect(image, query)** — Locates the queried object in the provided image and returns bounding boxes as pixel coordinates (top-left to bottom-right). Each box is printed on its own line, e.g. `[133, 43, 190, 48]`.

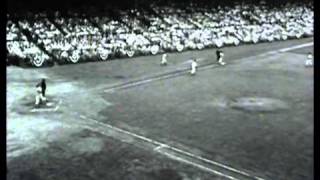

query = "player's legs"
[35, 94, 40, 106]
[161, 55, 168, 66]
[190, 67, 196, 75]
[42, 89, 46, 97]
[218, 57, 226, 65]
[40, 93, 46, 103]
[161, 61, 167, 66]
[219, 61, 226, 65]
[305, 59, 313, 67]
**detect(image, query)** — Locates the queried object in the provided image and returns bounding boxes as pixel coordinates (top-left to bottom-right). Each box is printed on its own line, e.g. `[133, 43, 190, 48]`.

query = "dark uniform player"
[216, 49, 225, 65]
[40, 79, 46, 97]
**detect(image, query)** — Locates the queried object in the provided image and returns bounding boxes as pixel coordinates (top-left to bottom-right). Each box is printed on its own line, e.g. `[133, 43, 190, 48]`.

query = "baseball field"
[7, 38, 313, 180]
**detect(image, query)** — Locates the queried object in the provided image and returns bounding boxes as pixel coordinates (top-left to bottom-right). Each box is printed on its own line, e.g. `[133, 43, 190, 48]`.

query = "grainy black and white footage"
[7, 0, 313, 179]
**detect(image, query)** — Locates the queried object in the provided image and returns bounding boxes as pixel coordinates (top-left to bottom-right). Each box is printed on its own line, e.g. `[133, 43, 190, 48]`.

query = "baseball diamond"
[7, 0, 314, 180]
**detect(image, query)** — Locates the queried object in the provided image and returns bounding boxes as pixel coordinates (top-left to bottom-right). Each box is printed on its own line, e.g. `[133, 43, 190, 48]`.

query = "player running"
[305, 52, 313, 67]
[190, 58, 198, 75]
[161, 53, 168, 66]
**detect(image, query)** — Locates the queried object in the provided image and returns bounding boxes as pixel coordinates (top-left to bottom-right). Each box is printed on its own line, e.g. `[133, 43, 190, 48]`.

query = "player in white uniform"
[161, 53, 168, 66]
[305, 52, 313, 67]
[190, 59, 198, 75]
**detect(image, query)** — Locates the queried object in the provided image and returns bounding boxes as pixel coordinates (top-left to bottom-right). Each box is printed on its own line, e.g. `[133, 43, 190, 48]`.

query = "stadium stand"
[6, 1, 313, 67]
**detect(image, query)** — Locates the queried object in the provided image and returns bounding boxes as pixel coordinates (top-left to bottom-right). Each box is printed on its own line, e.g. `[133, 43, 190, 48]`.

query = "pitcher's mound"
[230, 97, 289, 112]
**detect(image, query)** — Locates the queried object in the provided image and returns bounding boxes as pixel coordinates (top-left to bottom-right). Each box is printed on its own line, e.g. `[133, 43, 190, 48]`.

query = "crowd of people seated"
[7, 20, 51, 66]
[7, 1, 313, 67]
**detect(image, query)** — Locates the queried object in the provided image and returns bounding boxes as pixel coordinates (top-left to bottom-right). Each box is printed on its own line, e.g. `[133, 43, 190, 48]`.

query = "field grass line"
[79, 115, 265, 180]
[101, 42, 313, 92]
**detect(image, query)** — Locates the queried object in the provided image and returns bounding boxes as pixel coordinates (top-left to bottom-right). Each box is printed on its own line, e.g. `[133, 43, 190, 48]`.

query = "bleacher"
[6, 1, 313, 67]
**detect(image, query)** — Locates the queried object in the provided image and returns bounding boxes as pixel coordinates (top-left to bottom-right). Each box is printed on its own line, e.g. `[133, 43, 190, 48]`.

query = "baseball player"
[216, 49, 226, 65]
[40, 79, 46, 97]
[35, 79, 47, 107]
[190, 58, 198, 75]
[161, 53, 168, 66]
[305, 52, 313, 67]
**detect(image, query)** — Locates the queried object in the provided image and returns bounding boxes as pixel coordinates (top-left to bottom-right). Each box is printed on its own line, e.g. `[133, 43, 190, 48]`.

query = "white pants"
[305, 59, 313, 67]
[161, 58, 167, 65]
[191, 67, 196, 75]
[35, 92, 46, 106]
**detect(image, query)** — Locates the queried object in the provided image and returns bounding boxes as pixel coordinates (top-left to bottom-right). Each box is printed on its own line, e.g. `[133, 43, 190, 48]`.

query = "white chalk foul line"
[278, 42, 313, 53]
[103, 63, 224, 93]
[79, 115, 265, 180]
[77, 42, 312, 178]
[104, 69, 190, 93]
[226, 42, 313, 64]
[30, 108, 54, 112]
[153, 144, 168, 151]
[160, 151, 240, 180]
[102, 42, 313, 93]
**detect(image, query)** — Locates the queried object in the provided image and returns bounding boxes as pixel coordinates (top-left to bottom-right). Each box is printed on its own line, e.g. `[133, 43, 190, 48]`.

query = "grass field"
[7, 38, 313, 180]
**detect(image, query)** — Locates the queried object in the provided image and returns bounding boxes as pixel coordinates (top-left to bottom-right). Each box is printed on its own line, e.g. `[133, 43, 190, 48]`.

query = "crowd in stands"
[7, 1, 313, 67]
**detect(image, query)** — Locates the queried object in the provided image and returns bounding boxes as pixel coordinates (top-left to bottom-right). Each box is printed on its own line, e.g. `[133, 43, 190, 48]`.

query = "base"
[31, 99, 61, 113]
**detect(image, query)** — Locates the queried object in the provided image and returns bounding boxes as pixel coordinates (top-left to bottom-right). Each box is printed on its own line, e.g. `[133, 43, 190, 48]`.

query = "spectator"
[7, 1, 313, 67]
